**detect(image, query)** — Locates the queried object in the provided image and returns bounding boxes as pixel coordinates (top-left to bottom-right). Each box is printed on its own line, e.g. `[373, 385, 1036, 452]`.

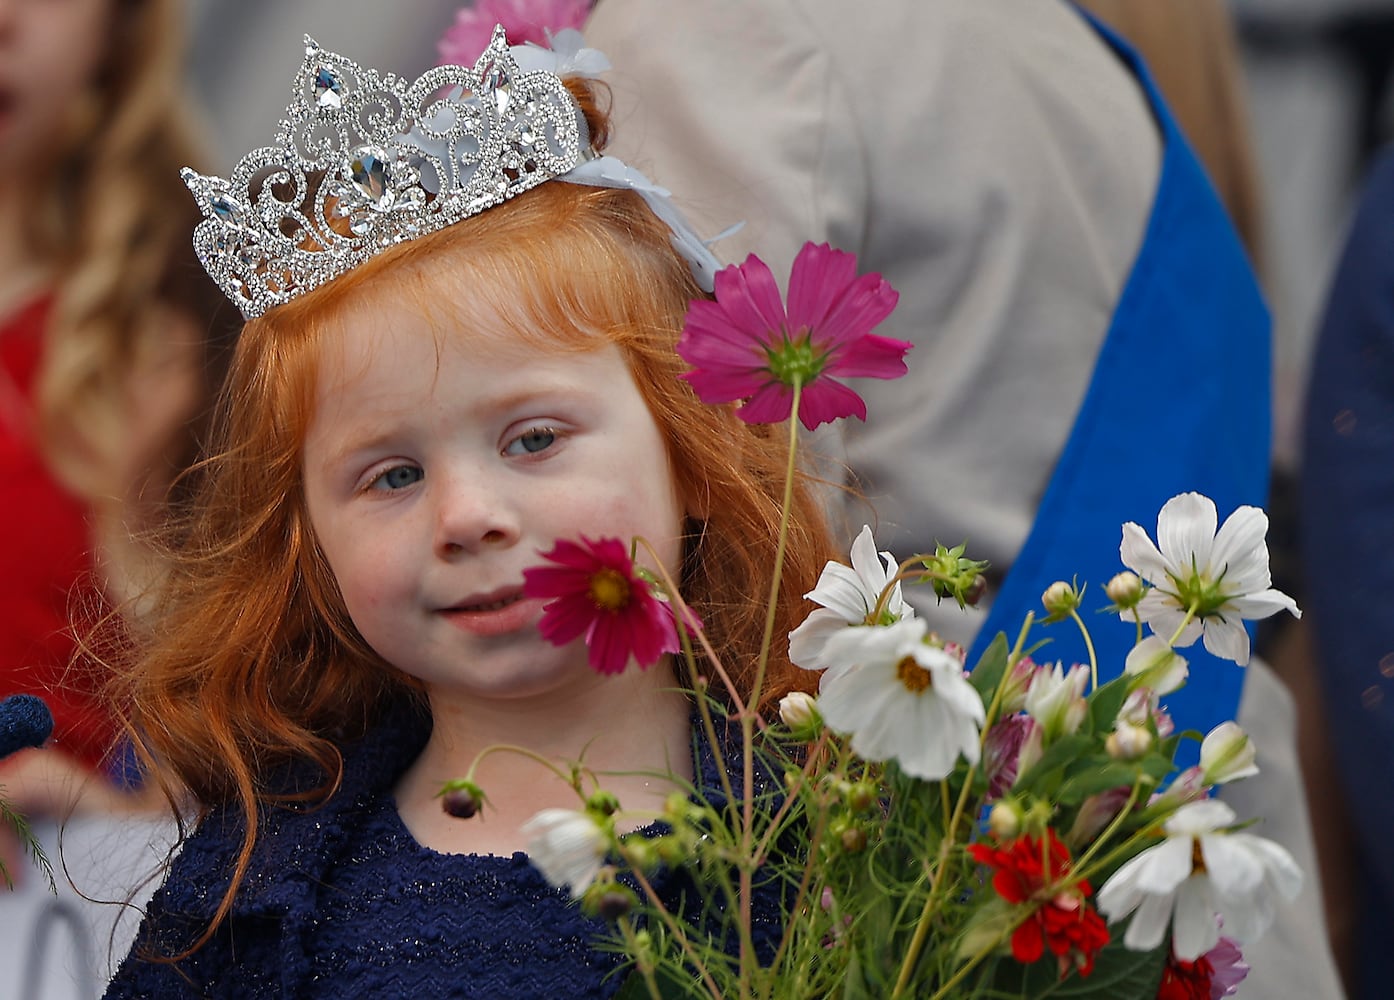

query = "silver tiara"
[182, 26, 593, 319]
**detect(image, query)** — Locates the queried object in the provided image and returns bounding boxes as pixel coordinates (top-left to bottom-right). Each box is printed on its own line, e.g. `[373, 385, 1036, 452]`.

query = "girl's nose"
[432, 475, 521, 558]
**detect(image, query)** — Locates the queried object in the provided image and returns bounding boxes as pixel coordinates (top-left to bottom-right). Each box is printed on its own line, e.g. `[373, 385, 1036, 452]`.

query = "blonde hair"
[31, 0, 228, 502]
[110, 79, 835, 950]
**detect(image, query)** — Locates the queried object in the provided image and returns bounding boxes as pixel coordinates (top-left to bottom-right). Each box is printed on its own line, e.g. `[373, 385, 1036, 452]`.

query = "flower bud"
[963, 574, 987, 607]
[847, 781, 877, 813]
[1025, 662, 1089, 742]
[778, 691, 821, 735]
[1106, 721, 1153, 760]
[1124, 636, 1188, 695]
[1106, 571, 1144, 609]
[988, 801, 1022, 839]
[1200, 721, 1259, 785]
[840, 826, 868, 853]
[1041, 581, 1081, 618]
[439, 780, 485, 819]
[582, 883, 638, 922]
[586, 790, 621, 817]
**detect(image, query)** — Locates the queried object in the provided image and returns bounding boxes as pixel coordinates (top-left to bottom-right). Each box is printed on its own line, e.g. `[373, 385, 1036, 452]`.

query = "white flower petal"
[1234, 833, 1304, 901]
[1227, 589, 1301, 621]
[1165, 798, 1237, 835]
[1122, 888, 1175, 951]
[788, 610, 851, 671]
[1157, 493, 1218, 571]
[1120, 522, 1170, 583]
[1209, 506, 1271, 592]
[1171, 876, 1221, 960]
[1201, 617, 1252, 666]
[1200, 833, 1266, 897]
[807, 562, 878, 622]
[1133, 837, 1195, 896]
[522, 808, 607, 899]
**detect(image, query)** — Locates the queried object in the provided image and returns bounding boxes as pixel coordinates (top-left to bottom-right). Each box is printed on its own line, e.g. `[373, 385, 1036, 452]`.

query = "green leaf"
[1056, 763, 1138, 805]
[1085, 676, 1131, 735]
[1014, 735, 1094, 796]
[1004, 935, 1168, 998]
[969, 633, 1011, 704]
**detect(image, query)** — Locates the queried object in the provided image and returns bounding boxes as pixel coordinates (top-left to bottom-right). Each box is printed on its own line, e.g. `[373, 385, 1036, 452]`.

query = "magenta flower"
[523, 536, 681, 675]
[678, 242, 910, 431]
[437, 0, 592, 65]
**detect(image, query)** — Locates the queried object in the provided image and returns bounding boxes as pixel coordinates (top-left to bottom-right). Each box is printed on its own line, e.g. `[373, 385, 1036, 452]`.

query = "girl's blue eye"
[371, 465, 424, 491]
[505, 427, 557, 456]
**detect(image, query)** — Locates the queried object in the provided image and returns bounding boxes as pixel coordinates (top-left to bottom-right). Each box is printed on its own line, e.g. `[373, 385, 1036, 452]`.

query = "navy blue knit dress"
[103, 700, 770, 998]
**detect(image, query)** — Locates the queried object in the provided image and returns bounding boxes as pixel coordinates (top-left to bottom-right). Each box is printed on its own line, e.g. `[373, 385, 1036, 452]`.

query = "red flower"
[677, 242, 910, 431]
[969, 830, 1110, 978]
[522, 536, 684, 675]
[1156, 936, 1249, 1000]
[1156, 953, 1214, 1000]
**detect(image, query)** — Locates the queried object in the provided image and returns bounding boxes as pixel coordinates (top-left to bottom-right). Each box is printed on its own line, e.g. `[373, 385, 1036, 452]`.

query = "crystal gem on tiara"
[181, 24, 588, 319]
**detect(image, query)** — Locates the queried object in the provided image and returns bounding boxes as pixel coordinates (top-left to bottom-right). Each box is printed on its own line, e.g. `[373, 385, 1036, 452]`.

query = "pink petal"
[737, 382, 798, 425]
[798, 378, 868, 430]
[712, 255, 788, 339]
[679, 300, 773, 357]
[828, 332, 913, 379]
[813, 272, 900, 349]
[586, 615, 630, 675]
[680, 367, 769, 405]
[785, 243, 859, 332]
[537, 594, 597, 645]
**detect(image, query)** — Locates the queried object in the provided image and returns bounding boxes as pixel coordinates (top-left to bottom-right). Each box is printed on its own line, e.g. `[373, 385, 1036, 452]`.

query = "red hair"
[108, 79, 835, 949]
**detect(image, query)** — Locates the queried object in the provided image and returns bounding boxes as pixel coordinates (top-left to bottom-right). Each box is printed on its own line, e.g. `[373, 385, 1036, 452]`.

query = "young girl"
[102, 30, 833, 997]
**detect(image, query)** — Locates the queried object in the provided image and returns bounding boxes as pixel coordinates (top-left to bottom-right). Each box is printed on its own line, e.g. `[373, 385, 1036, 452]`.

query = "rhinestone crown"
[182, 26, 589, 319]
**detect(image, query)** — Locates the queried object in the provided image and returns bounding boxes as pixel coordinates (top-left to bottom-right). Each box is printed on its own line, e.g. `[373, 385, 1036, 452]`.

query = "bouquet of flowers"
[442, 243, 1302, 999]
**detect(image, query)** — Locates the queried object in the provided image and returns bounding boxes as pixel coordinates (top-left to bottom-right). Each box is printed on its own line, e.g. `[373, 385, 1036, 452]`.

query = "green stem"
[1067, 608, 1100, 691]
[1166, 600, 1202, 647]
[1071, 780, 1143, 872]
[736, 378, 803, 992]
[891, 611, 1037, 997]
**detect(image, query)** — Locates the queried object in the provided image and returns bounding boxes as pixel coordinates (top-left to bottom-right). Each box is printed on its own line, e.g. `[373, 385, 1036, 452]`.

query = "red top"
[0, 296, 117, 772]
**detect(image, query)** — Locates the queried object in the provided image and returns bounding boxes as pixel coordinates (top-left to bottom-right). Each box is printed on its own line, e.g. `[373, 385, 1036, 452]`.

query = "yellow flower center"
[1191, 839, 1207, 874]
[896, 656, 933, 694]
[589, 568, 632, 612]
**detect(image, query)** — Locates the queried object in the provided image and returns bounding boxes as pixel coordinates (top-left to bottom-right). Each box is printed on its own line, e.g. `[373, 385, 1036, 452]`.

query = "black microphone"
[0, 694, 55, 760]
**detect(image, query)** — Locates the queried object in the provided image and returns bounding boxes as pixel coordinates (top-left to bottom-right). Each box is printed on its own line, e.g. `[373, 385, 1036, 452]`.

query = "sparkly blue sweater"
[102, 701, 774, 998]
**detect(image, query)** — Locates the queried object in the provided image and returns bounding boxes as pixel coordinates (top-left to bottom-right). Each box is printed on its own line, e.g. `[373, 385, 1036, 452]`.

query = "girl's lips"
[438, 593, 546, 637]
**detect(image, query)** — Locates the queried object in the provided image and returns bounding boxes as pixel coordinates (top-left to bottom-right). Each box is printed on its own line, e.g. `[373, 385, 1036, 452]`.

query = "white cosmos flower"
[815, 618, 985, 780]
[1096, 799, 1302, 960]
[522, 807, 608, 899]
[1120, 493, 1300, 666]
[789, 525, 914, 672]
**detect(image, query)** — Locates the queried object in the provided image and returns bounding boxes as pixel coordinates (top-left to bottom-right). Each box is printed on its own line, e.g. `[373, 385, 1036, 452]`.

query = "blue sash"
[968, 17, 1271, 760]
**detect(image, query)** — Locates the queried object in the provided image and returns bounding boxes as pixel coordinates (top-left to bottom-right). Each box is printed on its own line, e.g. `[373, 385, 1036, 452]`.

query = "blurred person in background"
[1300, 143, 1394, 1000]
[585, 0, 1343, 996]
[0, 0, 232, 996]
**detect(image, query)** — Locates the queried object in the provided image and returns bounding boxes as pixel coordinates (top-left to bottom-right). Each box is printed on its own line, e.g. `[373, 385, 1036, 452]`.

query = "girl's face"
[301, 291, 688, 706]
[0, 0, 113, 168]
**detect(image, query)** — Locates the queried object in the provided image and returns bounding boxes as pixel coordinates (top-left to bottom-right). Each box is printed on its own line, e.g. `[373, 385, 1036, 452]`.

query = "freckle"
[1333, 409, 1357, 436]
[1361, 685, 1384, 710]
[1381, 654, 1394, 679]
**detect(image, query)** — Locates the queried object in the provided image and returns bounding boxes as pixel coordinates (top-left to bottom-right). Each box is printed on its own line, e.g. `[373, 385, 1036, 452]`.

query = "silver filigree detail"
[182, 25, 588, 319]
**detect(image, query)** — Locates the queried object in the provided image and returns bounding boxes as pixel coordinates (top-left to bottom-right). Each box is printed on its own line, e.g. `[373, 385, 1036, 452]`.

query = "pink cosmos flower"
[523, 536, 681, 675]
[678, 242, 910, 430]
[437, 0, 592, 65]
